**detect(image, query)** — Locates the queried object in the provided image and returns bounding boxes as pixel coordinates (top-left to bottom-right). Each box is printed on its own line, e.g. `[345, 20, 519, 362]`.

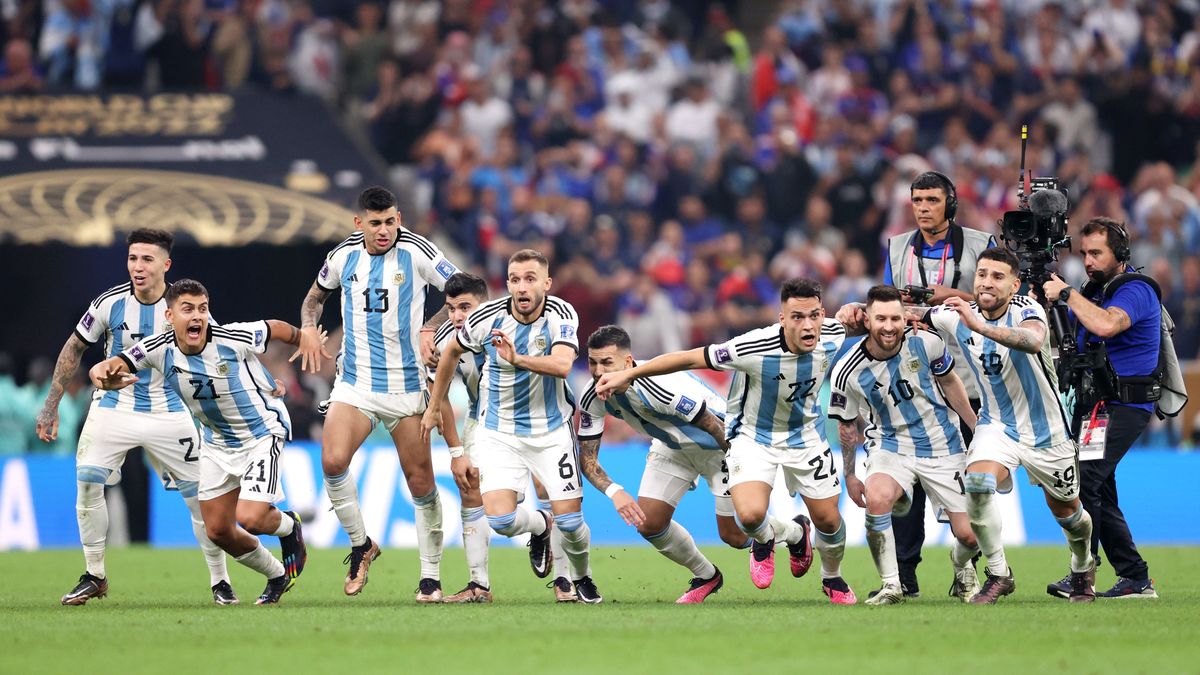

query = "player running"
[829, 285, 980, 605]
[292, 186, 460, 602]
[88, 279, 308, 605]
[422, 249, 601, 603]
[577, 325, 749, 604]
[597, 278, 859, 605]
[37, 229, 233, 606]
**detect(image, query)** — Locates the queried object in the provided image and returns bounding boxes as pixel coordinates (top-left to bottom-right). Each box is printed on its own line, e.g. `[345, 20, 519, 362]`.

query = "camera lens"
[1002, 211, 1037, 242]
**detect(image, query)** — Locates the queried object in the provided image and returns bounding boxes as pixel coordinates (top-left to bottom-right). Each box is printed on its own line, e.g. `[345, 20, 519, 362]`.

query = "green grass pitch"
[2, 545, 1198, 674]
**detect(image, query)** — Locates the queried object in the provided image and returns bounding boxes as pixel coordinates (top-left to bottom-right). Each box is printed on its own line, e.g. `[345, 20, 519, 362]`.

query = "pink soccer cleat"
[676, 568, 724, 604]
[788, 515, 814, 578]
[822, 576, 858, 605]
[749, 540, 776, 589]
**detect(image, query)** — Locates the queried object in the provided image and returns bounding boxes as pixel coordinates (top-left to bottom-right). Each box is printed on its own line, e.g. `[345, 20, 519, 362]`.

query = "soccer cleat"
[415, 578, 444, 603]
[749, 539, 776, 589]
[444, 581, 493, 604]
[787, 515, 814, 578]
[574, 576, 603, 604]
[211, 580, 239, 605]
[61, 573, 108, 606]
[864, 582, 904, 606]
[549, 577, 576, 603]
[676, 568, 723, 604]
[279, 510, 307, 581]
[343, 537, 381, 596]
[949, 565, 980, 603]
[898, 562, 920, 598]
[969, 568, 1016, 604]
[1098, 577, 1159, 599]
[1046, 572, 1072, 599]
[527, 511, 553, 579]
[1069, 560, 1096, 603]
[821, 576, 858, 605]
[255, 574, 294, 605]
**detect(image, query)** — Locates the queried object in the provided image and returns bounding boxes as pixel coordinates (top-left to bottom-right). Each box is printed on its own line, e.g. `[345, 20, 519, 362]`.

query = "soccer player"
[924, 248, 1096, 603]
[421, 249, 602, 604]
[829, 285, 980, 605]
[292, 186, 460, 602]
[87, 279, 308, 605]
[578, 325, 750, 604]
[597, 278, 858, 605]
[36, 229, 232, 606]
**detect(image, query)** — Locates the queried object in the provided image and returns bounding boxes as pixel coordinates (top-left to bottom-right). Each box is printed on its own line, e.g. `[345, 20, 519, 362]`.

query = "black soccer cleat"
[211, 580, 239, 605]
[61, 573, 108, 606]
[279, 510, 307, 581]
[255, 574, 295, 605]
[1046, 571, 1072, 599]
[415, 578, 444, 603]
[574, 576, 603, 604]
[527, 511, 553, 578]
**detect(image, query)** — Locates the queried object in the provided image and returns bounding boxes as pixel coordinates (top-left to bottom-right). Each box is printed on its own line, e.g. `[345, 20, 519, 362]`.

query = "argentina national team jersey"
[120, 322, 292, 451]
[317, 229, 460, 395]
[928, 296, 1071, 448]
[705, 319, 846, 447]
[75, 282, 186, 415]
[434, 319, 486, 419]
[828, 327, 965, 458]
[457, 295, 578, 437]
[577, 369, 726, 451]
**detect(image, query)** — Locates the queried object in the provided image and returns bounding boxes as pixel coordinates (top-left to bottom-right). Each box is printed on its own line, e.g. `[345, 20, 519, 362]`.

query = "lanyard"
[906, 237, 951, 287]
[1081, 401, 1105, 445]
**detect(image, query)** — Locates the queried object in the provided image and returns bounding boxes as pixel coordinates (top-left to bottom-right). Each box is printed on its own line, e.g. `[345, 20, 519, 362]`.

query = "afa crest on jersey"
[216, 361, 230, 376]
[534, 335, 547, 352]
[908, 358, 921, 373]
[393, 270, 406, 285]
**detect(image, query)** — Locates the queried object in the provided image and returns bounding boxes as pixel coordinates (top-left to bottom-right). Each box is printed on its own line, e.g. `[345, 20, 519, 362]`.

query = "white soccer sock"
[234, 542, 286, 579]
[183, 494, 229, 586]
[768, 515, 803, 546]
[864, 513, 899, 586]
[967, 491, 1008, 576]
[271, 509, 294, 537]
[742, 518, 775, 545]
[645, 521, 716, 580]
[325, 471, 368, 547]
[813, 521, 846, 579]
[461, 507, 490, 587]
[556, 515, 592, 581]
[950, 539, 979, 569]
[76, 480, 108, 579]
[412, 489, 444, 580]
[1057, 508, 1094, 573]
[550, 524, 568, 580]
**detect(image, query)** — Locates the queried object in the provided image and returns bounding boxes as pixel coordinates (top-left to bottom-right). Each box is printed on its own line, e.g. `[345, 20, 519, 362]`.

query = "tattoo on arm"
[287, 323, 299, 345]
[42, 335, 88, 412]
[578, 438, 613, 492]
[838, 421, 859, 476]
[978, 323, 1043, 353]
[300, 283, 331, 329]
[423, 306, 450, 331]
[1111, 307, 1131, 333]
[692, 409, 727, 448]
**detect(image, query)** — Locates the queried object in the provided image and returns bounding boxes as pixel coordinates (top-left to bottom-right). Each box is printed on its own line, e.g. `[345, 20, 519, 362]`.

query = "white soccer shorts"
[864, 451, 968, 515]
[726, 433, 842, 500]
[968, 423, 1080, 502]
[471, 425, 582, 501]
[328, 381, 427, 432]
[76, 407, 201, 488]
[639, 440, 734, 517]
[198, 435, 286, 503]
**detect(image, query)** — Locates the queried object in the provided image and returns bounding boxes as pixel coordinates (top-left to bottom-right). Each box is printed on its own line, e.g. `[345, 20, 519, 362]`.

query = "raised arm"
[579, 436, 644, 527]
[292, 282, 333, 373]
[36, 334, 89, 442]
[265, 319, 304, 346]
[492, 333, 576, 378]
[691, 407, 729, 451]
[945, 296, 1045, 354]
[594, 347, 708, 399]
[839, 419, 866, 508]
[936, 369, 977, 431]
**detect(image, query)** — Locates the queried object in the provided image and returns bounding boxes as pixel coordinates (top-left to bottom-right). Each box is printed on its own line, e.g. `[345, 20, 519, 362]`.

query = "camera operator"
[1041, 217, 1159, 599]
[879, 171, 995, 597]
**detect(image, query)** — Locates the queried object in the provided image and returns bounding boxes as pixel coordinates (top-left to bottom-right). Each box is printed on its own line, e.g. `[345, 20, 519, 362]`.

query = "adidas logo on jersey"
[350, 274, 359, 282]
[115, 322, 129, 331]
[773, 373, 786, 380]
[249, 485, 261, 493]
[563, 482, 576, 491]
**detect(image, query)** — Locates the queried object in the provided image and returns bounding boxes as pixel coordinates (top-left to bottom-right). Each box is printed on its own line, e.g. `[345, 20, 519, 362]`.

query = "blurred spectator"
[40, 0, 109, 89]
[340, 2, 388, 101]
[0, 37, 44, 92]
[460, 69, 513, 159]
[618, 273, 684, 357]
[665, 76, 721, 159]
[1168, 256, 1200, 361]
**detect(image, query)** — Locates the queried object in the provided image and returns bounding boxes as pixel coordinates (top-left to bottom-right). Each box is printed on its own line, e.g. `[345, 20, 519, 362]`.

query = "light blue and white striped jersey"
[434, 319, 485, 419]
[928, 296, 1071, 449]
[706, 320, 846, 448]
[121, 322, 292, 451]
[577, 367, 726, 451]
[75, 282, 186, 415]
[457, 295, 579, 436]
[317, 230, 461, 395]
[828, 327, 965, 458]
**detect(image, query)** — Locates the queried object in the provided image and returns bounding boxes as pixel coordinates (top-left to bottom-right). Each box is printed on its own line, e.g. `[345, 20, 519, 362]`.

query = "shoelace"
[547, 579, 571, 592]
[751, 540, 773, 562]
[343, 549, 365, 578]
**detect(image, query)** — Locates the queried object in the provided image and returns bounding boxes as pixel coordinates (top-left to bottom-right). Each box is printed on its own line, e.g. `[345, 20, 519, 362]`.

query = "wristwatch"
[1058, 287, 1073, 303]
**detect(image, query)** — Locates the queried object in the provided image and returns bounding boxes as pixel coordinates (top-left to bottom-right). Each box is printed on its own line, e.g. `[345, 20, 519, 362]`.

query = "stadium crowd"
[3, 0, 1200, 447]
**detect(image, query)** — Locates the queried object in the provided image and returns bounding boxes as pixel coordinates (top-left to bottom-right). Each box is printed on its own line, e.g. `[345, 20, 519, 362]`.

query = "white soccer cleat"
[950, 564, 980, 603]
[864, 582, 904, 606]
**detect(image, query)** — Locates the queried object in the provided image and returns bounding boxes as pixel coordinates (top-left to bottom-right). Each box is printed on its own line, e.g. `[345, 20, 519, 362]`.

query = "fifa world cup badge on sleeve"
[676, 396, 696, 415]
[560, 324, 575, 340]
[254, 330, 265, 347]
[715, 346, 732, 364]
[1021, 306, 1039, 321]
[319, 261, 330, 281]
[436, 259, 457, 280]
[130, 345, 146, 362]
[830, 392, 847, 408]
[580, 413, 593, 430]
[81, 312, 95, 331]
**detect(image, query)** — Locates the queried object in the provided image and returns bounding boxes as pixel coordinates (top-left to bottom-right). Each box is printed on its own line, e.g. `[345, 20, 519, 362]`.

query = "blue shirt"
[1075, 277, 1161, 412]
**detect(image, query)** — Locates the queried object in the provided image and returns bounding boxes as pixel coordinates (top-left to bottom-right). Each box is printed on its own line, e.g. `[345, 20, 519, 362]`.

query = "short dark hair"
[127, 228, 173, 254]
[780, 278, 822, 303]
[910, 171, 953, 196]
[865, 285, 903, 307]
[587, 325, 631, 351]
[509, 248, 549, 269]
[977, 247, 1021, 273]
[1080, 216, 1128, 254]
[165, 278, 208, 306]
[358, 186, 397, 213]
[444, 272, 488, 299]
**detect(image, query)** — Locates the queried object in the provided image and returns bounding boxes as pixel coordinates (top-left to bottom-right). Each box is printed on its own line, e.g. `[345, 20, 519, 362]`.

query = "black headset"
[1104, 220, 1131, 263]
[914, 171, 958, 224]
